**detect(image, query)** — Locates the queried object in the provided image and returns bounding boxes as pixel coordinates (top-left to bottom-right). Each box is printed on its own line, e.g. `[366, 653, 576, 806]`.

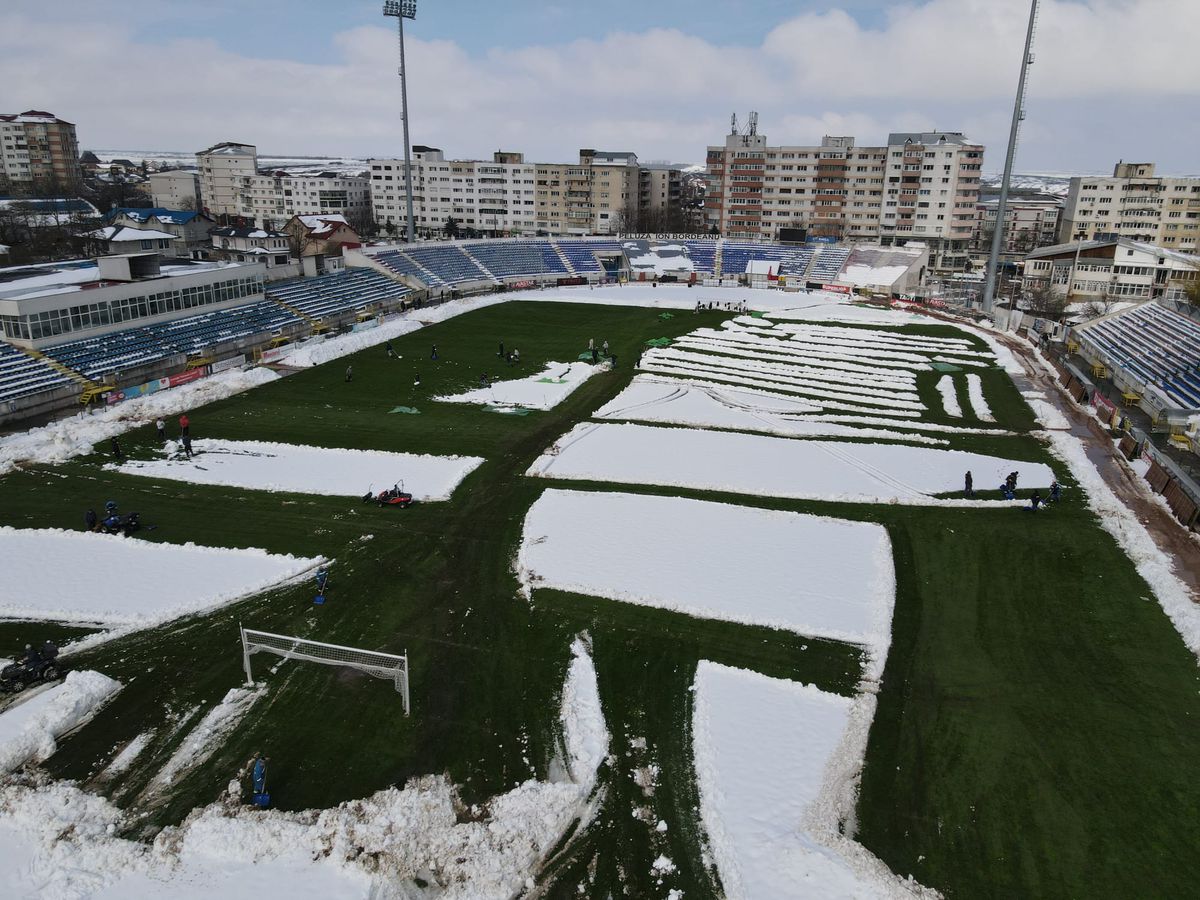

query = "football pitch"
[2, 296, 1199, 897]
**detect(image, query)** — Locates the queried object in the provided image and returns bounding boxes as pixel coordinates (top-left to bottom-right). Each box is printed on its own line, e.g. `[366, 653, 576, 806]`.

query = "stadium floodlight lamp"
[383, 0, 417, 19]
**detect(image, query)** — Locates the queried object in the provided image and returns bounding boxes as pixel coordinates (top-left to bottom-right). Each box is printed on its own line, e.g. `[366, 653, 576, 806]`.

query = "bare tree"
[1021, 279, 1071, 321]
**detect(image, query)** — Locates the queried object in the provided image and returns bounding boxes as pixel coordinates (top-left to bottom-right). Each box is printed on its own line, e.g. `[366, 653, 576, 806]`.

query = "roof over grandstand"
[0, 257, 251, 303]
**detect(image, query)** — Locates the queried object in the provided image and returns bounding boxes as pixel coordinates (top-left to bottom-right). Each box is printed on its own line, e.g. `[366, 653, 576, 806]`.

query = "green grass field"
[2, 299, 1199, 897]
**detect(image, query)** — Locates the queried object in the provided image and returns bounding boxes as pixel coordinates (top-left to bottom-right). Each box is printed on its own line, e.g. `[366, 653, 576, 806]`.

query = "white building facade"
[1059, 162, 1200, 252]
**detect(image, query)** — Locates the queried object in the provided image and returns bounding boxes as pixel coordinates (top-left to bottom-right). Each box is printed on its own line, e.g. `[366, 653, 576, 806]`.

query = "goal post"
[240, 626, 410, 715]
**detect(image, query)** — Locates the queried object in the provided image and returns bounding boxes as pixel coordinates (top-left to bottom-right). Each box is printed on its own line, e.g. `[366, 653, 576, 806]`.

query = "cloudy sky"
[2, 0, 1197, 174]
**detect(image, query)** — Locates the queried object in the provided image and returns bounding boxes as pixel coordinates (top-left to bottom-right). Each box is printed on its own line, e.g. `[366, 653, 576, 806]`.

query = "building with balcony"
[0, 111, 83, 193]
[973, 196, 1062, 260]
[1023, 238, 1200, 304]
[1058, 162, 1200, 253]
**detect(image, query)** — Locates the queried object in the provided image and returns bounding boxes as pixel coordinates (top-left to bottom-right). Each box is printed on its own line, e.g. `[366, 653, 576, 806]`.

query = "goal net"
[240, 627, 410, 715]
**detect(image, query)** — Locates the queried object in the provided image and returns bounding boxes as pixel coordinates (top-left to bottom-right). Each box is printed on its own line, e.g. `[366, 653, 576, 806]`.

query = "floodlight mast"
[982, 0, 1039, 315]
[383, 0, 418, 245]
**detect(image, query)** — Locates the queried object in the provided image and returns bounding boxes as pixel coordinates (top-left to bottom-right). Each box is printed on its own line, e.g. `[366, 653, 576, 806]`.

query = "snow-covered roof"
[107, 207, 203, 226]
[211, 226, 285, 239]
[1027, 237, 1200, 265]
[88, 226, 177, 243]
[295, 214, 350, 235]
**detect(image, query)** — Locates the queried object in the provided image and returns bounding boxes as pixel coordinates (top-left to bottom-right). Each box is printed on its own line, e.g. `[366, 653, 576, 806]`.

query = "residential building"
[973, 196, 1062, 259]
[705, 123, 984, 270]
[1023, 238, 1200, 303]
[283, 214, 360, 257]
[104, 208, 215, 259]
[148, 169, 201, 210]
[636, 164, 685, 228]
[209, 226, 295, 276]
[196, 142, 370, 228]
[84, 225, 178, 257]
[0, 111, 83, 193]
[1058, 162, 1200, 252]
[369, 147, 678, 238]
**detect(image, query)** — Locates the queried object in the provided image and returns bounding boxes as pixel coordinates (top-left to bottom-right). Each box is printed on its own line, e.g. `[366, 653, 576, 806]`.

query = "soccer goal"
[240, 627, 410, 715]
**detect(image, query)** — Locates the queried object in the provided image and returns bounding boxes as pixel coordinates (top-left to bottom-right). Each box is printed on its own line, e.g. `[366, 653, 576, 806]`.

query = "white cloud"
[0, 0, 1195, 172]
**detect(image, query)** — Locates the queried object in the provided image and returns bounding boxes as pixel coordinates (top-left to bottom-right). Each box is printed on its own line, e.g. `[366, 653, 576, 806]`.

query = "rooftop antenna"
[748, 111, 759, 136]
[730, 113, 739, 136]
[983, 0, 1039, 315]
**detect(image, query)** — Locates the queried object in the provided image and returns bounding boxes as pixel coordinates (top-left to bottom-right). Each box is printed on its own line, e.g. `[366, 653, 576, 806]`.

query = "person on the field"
[1029, 490, 1043, 512]
[511, 348, 520, 366]
[602, 339, 609, 357]
[591, 346, 599, 364]
[498, 341, 505, 359]
[964, 471, 974, 497]
[85, 508, 97, 531]
[251, 753, 268, 796]
[110, 436, 123, 461]
[345, 365, 353, 383]
[1049, 480, 1062, 502]
[181, 433, 194, 459]
[386, 341, 395, 358]
[431, 344, 438, 361]
[22, 644, 41, 667]
[414, 372, 421, 386]
[156, 418, 166, 442]
[179, 414, 190, 437]
[588, 338, 594, 352]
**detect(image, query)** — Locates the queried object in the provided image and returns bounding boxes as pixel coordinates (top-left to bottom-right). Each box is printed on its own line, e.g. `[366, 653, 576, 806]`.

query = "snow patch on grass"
[0, 671, 121, 773]
[965, 374, 995, 422]
[936, 376, 962, 418]
[436, 360, 600, 410]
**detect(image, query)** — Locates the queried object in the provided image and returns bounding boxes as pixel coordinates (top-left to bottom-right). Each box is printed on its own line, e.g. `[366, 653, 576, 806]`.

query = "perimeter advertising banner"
[105, 367, 206, 405]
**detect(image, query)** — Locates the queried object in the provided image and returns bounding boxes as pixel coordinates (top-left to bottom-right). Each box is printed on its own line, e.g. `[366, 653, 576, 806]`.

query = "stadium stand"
[401, 244, 489, 285]
[808, 247, 851, 282]
[43, 300, 303, 381]
[463, 241, 566, 279]
[682, 240, 718, 274]
[373, 249, 446, 288]
[1075, 302, 1200, 409]
[0, 340, 74, 403]
[267, 269, 410, 320]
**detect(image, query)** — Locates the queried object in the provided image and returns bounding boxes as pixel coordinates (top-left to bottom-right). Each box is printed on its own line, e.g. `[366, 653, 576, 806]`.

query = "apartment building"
[1058, 162, 1200, 252]
[973, 196, 1062, 259]
[0, 111, 83, 193]
[196, 142, 369, 228]
[1023, 237, 1200, 303]
[148, 169, 201, 210]
[369, 147, 651, 237]
[705, 124, 984, 270]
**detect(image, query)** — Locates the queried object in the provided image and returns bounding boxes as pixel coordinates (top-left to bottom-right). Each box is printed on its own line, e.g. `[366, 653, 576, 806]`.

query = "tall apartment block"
[369, 147, 679, 237]
[1058, 162, 1200, 252]
[705, 122, 984, 270]
[196, 142, 370, 228]
[0, 110, 83, 194]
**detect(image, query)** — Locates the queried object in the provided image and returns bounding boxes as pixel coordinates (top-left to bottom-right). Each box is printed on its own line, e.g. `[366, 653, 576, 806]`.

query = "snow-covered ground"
[966, 373, 995, 422]
[436, 360, 600, 411]
[0, 639, 609, 900]
[519, 489, 895, 671]
[111, 439, 483, 501]
[1, 527, 319, 626]
[692, 662, 933, 899]
[528, 423, 1053, 504]
[0, 670, 121, 773]
[0, 367, 279, 477]
[593, 377, 948, 445]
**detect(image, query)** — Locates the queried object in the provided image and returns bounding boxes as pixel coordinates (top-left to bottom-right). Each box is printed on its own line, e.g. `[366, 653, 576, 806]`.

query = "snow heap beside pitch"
[0, 671, 122, 774]
[0, 639, 608, 899]
[435, 360, 601, 411]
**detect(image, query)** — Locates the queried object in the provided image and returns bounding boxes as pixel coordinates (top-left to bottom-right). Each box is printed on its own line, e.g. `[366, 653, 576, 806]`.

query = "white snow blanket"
[0, 640, 608, 900]
[111, 439, 483, 501]
[0, 670, 121, 773]
[593, 377, 946, 445]
[936, 375, 962, 418]
[527, 423, 1054, 504]
[519, 490, 895, 672]
[966, 374, 996, 422]
[0, 527, 319, 626]
[693, 662, 933, 900]
[436, 360, 600, 410]
[0, 366, 279, 478]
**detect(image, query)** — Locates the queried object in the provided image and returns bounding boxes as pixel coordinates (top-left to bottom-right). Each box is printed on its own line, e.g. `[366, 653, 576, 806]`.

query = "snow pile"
[142, 686, 265, 798]
[0, 671, 121, 773]
[1, 527, 320, 626]
[692, 662, 934, 900]
[436, 360, 600, 411]
[0, 641, 609, 899]
[528, 422, 1054, 504]
[965, 374, 995, 422]
[1022, 392, 1071, 430]
[111, 438, 484, 501]
[0, 366, 279, 477]
[519, 490, 895, 673]
[936, 376, 962, 418]
[280, 296, 508, 368]
[96, 731, 154, 781]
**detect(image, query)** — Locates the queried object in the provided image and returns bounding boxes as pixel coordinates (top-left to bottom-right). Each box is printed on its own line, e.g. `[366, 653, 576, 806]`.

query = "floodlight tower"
[982, 0, 1040, 314]
[383, 0, 418, 244]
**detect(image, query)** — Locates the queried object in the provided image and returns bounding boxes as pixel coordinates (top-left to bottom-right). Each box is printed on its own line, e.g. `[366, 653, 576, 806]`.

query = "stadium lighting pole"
[982, 0, 1039, 315]
[384, 0, 418, 245]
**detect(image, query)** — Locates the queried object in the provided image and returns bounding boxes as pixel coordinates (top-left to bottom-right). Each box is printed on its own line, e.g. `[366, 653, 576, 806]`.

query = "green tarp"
[930, 362, 963, 373]
[644, 338, 673, 348]
[388, 406, 421, 414]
